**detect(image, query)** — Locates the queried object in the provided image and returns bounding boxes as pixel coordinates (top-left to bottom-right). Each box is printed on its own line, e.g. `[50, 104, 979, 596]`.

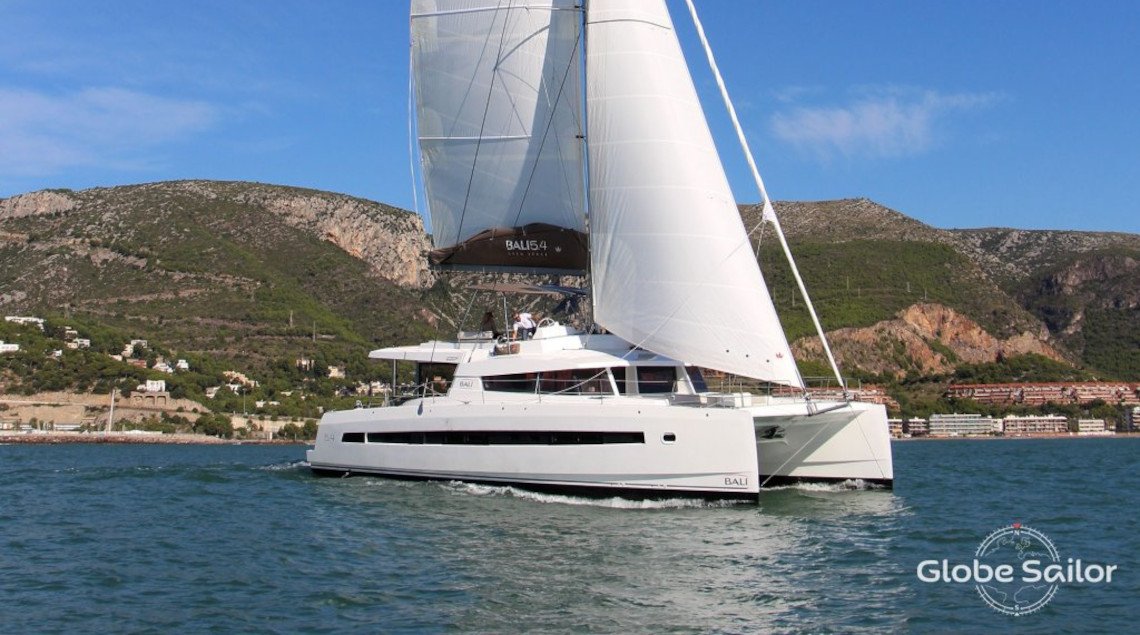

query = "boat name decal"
[505, 239, 547, 253]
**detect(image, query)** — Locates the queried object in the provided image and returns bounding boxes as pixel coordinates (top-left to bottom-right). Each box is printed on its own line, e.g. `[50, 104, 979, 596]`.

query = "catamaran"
[307, 0, 893, 499]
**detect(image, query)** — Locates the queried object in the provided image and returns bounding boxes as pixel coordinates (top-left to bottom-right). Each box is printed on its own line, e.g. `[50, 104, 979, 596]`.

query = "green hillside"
[2, 181, 1137, 396]
[758, 238, 1036, 343]
[0, 183, 438, 376]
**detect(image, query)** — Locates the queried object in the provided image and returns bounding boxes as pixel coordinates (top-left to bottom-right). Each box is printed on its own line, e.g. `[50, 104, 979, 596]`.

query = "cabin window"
[611, 367, 629, 394]
[482, 372, 538, 392]
[538, 368, 611, 395]
[637, 366, 677, 394]
[483, 369, 613, 395]
[415, 362, 457, 394]
[341, 432, 365, 443]
[686, 367, 708, 392]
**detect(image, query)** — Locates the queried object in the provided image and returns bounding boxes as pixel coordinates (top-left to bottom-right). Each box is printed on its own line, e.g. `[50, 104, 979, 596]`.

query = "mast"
[580, 0, 595, 329]
[682, 0, 847, 394]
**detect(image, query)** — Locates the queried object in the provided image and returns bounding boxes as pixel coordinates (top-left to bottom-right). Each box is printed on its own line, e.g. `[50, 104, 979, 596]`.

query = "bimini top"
[367, 325, 681, 369]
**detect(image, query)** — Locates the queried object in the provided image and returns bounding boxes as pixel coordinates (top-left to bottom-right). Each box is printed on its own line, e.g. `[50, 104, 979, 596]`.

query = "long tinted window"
[358, 430, 644, 445]
[483, 369, 612, 395]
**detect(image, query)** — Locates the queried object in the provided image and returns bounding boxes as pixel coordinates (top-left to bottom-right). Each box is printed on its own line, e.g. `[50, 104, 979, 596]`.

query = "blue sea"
[1, 438, 1135, 634]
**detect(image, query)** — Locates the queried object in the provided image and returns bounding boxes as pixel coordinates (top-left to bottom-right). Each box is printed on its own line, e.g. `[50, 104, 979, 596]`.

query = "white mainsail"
[411, 0, 587, 271]
[585, 0, 802, 386]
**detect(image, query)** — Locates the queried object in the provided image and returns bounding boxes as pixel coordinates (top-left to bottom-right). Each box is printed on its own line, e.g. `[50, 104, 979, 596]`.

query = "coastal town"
[3, 314, 1137, 443]
[776, 382, 1139, 438]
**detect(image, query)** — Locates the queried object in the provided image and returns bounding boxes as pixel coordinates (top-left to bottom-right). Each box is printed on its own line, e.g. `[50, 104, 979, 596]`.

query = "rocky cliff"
[2, 181, 1136, 379]
[793, 303, 1066, 377]
[0, 181, 433, 289]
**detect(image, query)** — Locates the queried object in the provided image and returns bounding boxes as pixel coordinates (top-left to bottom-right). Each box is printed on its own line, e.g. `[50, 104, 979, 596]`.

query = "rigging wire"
[683, 0, 846, 395]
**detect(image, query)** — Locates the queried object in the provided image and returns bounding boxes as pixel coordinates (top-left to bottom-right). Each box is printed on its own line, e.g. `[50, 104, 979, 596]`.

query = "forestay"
[585, 0, 802, 386]
[410, 0, 588, 272]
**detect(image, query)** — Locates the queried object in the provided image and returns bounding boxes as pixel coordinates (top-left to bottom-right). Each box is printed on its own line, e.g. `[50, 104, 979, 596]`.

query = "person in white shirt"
[512, 312, 536, 340]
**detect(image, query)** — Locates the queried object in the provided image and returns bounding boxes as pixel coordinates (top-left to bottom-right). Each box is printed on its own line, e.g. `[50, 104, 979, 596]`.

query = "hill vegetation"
[1, 182, 1136, 423]
[0, 182, 439, 377]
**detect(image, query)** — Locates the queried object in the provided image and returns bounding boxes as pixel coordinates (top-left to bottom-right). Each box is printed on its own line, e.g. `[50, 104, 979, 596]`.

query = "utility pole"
[106, 388, 116, 433]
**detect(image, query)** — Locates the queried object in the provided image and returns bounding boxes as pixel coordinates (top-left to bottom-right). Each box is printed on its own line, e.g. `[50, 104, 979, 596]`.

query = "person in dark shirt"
[479, 311, 501, 339]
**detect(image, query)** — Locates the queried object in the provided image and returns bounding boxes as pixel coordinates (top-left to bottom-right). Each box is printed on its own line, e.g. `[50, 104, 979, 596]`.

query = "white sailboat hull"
[308, 399, 760, 500]
[307, 396, 893, 500]
[753, 401, 894, 488]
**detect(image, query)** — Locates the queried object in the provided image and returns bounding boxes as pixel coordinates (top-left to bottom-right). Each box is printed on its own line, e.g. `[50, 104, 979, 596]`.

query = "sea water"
[1, 438, 1135, 633]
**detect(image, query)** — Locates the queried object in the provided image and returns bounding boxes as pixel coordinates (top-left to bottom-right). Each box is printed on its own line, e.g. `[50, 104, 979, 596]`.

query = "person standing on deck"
[513, 312, 536, 340]
[479, 311, 501, 339]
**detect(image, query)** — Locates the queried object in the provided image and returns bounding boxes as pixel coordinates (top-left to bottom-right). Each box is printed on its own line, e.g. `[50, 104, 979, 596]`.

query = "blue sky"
[1, 0, 1137, 233]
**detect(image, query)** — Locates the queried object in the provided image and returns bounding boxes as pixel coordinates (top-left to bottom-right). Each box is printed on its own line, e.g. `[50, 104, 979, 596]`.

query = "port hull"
[308, 398, 895, 499]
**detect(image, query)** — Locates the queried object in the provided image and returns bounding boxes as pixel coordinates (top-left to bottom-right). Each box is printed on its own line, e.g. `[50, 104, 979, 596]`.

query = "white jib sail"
[410, 0, 586, 251]
[585, 0, 802, 386]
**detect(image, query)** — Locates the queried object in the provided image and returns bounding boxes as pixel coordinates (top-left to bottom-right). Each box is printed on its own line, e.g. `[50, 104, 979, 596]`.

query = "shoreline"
[893, 432, 1137, 441]
[0, 431, 307, 445]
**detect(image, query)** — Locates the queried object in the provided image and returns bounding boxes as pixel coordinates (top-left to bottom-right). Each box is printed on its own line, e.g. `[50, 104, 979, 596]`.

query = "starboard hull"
[753, 401, 894, 489]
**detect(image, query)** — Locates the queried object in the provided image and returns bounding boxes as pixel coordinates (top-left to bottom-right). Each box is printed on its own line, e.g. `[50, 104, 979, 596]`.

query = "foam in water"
[258, 460, 309, 472]
[441, 480, 746, 509]
[760, 479, 886, 493]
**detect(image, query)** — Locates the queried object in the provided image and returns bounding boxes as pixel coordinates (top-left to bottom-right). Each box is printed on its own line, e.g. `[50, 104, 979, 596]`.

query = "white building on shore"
[1077, 419, 1113, 435]
[1002, 414, 1068, 436]
[928, 413, 997, 437]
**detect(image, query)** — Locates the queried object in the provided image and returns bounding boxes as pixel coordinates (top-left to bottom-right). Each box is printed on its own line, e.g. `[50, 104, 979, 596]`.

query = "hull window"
[355, 430, 645, 445]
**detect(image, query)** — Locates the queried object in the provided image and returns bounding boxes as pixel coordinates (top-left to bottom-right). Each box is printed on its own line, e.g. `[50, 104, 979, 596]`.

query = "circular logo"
[974, 523, 1060, 616]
